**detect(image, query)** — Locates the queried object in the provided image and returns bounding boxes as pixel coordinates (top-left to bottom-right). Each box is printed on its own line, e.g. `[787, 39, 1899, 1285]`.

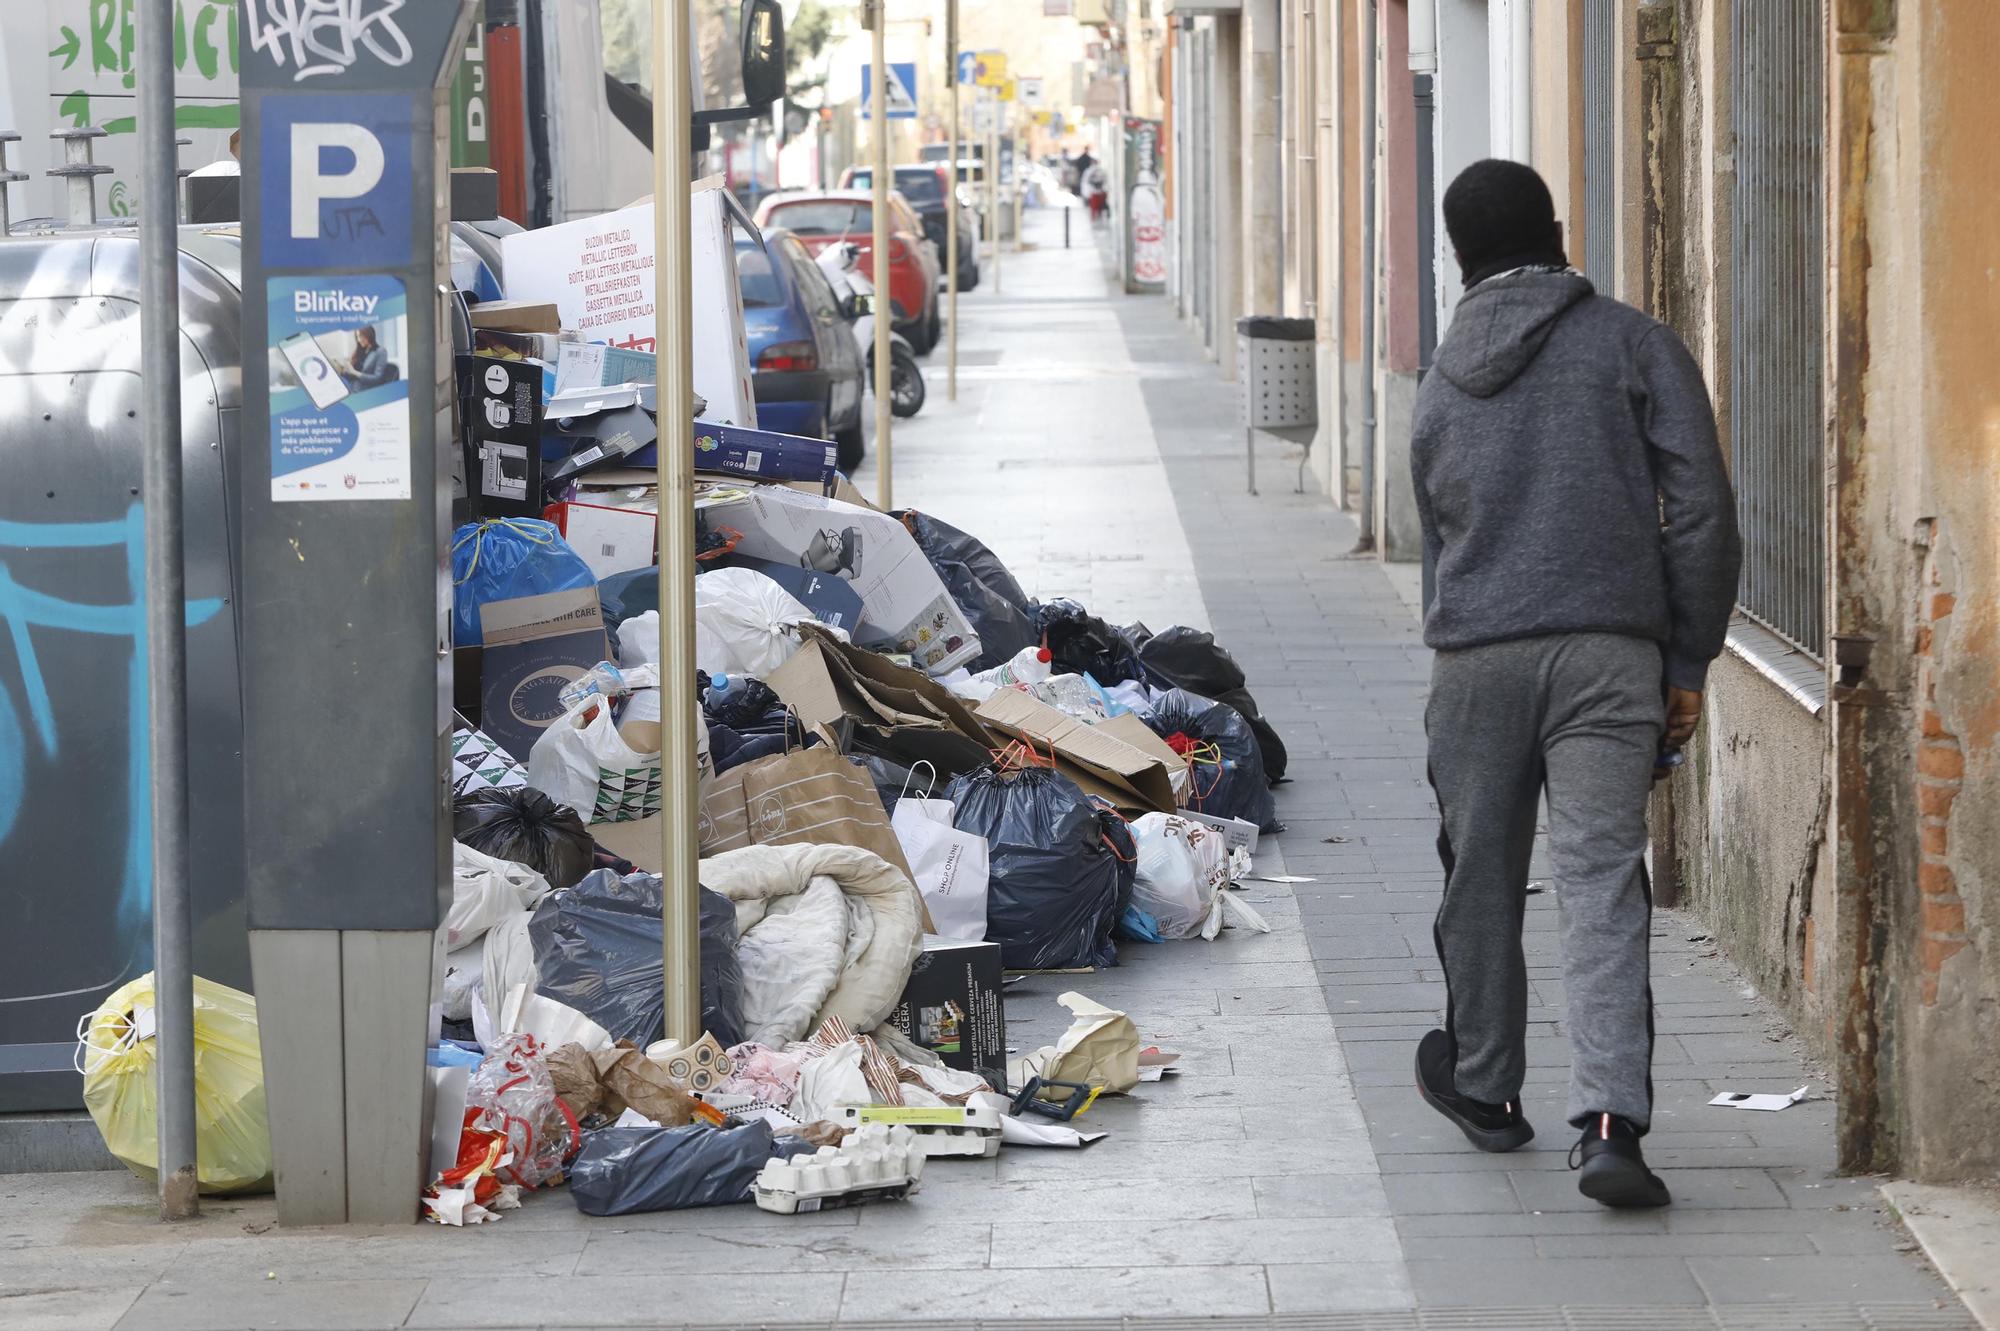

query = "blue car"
[737, 229, 867, 472]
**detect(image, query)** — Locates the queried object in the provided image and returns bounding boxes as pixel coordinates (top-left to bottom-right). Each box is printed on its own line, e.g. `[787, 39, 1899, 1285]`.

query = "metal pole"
[1011, 102, 1022, 250]
[870, 0, 893, 510]
[138, 0, 197, 1224]
[946, 0, 959, 401]
[988, 99, 1000, 292]
[653, 0, 701, 1048]
[1355, 0, 1378, 552]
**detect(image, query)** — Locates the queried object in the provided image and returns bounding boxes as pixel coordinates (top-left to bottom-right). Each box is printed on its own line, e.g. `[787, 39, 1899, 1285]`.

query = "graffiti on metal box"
[245, 0, 414, 82]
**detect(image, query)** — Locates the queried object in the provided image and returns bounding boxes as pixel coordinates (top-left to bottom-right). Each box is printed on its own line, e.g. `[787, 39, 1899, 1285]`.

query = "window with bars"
[1729, 0, 1826, 656]
[1580, 0, 1616, 292]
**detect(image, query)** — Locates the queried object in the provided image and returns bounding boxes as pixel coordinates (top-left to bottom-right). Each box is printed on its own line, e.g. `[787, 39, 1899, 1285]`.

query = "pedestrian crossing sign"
[861, 62, 919, 119]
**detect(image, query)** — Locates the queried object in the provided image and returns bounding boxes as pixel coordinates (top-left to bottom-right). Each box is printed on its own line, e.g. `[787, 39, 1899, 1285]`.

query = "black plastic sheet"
[453, 787, 597, 889]
[901, 511, 1040, 671]
[947, 767, 1123, 971]
[529, 869, 746, 1048]
[568, 1121, 785, 1216]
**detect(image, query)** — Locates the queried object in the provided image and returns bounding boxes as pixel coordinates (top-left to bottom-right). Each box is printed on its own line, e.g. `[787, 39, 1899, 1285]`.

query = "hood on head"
[1434, 272, 1595, 398]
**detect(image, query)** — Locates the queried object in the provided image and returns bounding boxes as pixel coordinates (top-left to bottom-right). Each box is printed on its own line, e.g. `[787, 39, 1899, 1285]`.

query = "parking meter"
[239, 0, 478, 1226]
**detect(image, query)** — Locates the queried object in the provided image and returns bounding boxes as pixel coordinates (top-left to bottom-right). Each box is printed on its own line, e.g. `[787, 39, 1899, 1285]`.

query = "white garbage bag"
[890, 798, 990, 941]
[527, 693, 663, 825]
[620, 569, 832, 679]
[446, 842, 552, 949]
[1130, 812, 1231, 940]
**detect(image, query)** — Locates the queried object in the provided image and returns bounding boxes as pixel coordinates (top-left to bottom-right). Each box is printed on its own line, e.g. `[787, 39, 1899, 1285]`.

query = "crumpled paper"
[547, 1042, 699, 1127]
[1010, 992, 1141, 1095]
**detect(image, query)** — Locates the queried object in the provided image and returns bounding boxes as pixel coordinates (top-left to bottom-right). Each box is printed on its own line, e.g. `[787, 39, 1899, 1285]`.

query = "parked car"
[838, 163, 980, 292]
[736, 228, 867, 470]
[754, 189, 943, 353]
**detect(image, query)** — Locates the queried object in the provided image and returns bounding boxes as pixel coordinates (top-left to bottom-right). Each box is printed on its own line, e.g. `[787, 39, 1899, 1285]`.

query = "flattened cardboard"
[768, 627, 994, 774]
[975, 689, 1180, 815]
[469, 300, 561, 334]
[1098, 712, 1193, 801]
[475, 588, 610, 765]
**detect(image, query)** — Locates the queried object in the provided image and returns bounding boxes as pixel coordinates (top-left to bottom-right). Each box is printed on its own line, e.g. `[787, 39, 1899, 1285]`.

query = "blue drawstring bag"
[451, 518, 598, 646]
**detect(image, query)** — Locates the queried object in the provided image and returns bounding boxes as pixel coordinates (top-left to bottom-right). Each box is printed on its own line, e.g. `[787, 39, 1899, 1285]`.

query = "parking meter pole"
[654, 0, 702, 1049]
[946, 0, 959, 402]
[871, 0, 893, 511]
[137, 0, 197, 1226]
[240, 2, 474, 1226]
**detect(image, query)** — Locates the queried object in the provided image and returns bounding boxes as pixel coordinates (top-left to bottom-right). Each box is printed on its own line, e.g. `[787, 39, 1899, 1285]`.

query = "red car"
[754, 189, 942, 353]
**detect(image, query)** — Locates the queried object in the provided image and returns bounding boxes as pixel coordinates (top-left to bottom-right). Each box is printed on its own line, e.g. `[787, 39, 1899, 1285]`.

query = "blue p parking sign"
[259, 94, 418, 270]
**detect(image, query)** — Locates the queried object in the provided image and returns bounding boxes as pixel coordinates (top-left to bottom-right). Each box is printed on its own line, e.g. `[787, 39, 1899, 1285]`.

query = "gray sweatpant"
[1425, 633, 1664, 1131]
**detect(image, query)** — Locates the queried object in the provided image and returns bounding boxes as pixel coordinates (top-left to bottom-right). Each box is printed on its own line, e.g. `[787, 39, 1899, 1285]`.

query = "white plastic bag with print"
[1130, 812, 1232, 939]
[527, 687, 662, 825]
[891, 798, 990, 941]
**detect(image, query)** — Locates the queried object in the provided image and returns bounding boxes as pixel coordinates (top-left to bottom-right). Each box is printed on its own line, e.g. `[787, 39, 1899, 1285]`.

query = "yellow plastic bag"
[76, 973, 273, 1194]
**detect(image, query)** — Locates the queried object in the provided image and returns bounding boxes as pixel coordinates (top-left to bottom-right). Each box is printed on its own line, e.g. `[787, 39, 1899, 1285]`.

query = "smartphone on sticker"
[279, 332, 351, 410]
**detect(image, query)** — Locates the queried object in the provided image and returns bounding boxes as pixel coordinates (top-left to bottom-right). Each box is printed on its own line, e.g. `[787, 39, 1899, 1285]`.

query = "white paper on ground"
[1708, 1086, 1811, 1112]
[999, 1115, 1107, 1148]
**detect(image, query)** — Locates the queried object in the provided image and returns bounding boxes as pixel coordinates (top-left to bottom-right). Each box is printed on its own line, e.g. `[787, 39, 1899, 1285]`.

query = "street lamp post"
[870, 0, 893, 510]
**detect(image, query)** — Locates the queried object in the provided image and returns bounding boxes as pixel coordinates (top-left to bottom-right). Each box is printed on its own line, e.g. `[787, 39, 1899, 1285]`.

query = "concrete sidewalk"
[0, 205, 1971, 1331]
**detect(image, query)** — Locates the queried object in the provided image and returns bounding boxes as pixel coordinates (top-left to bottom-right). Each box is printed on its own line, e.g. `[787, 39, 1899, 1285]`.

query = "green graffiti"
[50, 25, 83, 70]
[107, 180, 133, 218]
[59, 92, 92, 129]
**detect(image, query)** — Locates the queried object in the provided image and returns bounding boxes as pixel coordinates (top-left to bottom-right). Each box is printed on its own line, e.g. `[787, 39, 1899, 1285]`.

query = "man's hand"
[1664, 687, 1704, 751]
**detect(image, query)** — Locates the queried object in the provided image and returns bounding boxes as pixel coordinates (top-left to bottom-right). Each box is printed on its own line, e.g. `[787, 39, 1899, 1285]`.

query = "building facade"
[1164, 0, 2000, 1181]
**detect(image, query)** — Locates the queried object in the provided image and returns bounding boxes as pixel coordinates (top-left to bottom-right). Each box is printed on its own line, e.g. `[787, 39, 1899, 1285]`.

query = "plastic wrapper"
[454, 787, 597, 889]
[568, 1121, 786, 1216]
[77, 974, 271, 1194]
[704, 677, 794, 734]
[945, 767, 1124, 971]
[1135, 626, 1289, 781]
[900, 511, 1041, 671]
[1142, 688, 1282, 833]
[450, 517, 597, 647]
[1034, 598, 1148, 685]
[529, 869, 746, 1048]
[1128, 811, 1232, 939]
[465, 1033, 577, 1190]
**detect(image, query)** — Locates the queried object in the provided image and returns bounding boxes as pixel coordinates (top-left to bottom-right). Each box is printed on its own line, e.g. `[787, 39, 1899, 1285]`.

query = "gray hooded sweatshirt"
[1410, 271, 1742, 691]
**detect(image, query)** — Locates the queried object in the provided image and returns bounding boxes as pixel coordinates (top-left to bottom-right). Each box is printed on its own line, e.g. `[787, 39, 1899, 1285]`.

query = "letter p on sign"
[289, 124, 386, 239]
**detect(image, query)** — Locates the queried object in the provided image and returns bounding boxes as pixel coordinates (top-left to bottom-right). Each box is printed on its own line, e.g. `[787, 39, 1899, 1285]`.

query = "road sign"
[861, 61, 918, 119]
[970, 100, 997, 135]
[1034, 109, 1051, 126]
[998, 77, 1017, 102]
[957, 51, 978, 86]
[975, 50, 1008, 87]
[1018, 77, 1045, 109]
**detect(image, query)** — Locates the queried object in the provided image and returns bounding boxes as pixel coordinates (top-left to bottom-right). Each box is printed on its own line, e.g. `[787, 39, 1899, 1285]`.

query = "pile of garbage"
[73, 228, 1289, 1222]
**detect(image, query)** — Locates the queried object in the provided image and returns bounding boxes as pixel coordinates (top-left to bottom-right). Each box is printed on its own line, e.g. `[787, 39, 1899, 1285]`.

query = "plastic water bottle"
[559, 660, 627, 713]
[708, 673, 734, 703]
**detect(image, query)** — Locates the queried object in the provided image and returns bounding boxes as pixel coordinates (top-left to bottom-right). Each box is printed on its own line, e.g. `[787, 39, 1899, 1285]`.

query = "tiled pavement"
[0, 207, 1971, 1330]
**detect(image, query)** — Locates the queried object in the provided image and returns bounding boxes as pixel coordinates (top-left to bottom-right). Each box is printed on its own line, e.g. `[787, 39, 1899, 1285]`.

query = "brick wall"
[1913, 533, 1967, 1007]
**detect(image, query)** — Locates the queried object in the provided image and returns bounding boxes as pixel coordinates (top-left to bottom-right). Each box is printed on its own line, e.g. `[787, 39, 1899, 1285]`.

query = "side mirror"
[740, 0, 785, 110]
[850, 293, 875, 317]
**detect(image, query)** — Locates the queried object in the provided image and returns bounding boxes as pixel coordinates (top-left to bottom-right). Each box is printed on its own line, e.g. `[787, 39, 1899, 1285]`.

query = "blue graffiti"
[0, 504, 224, 958]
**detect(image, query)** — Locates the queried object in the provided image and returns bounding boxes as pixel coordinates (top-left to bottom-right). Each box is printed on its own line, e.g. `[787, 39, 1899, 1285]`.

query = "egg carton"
[753, 1123, 926, 1214]
[835, 1103, 1003, 1159]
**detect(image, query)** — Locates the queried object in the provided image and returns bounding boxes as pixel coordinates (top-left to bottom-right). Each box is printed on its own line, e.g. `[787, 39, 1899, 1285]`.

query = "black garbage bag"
[453, 786, 597, 889]
[569, 1121, 784, 1215]
[1034, 598, 1147, 685]
[900, 511, 1040, 671]
[1143, 688, 1282, 833]
[1093, 802, 1139, 969]
[597, 566, 658, 634]
[1136, 626, 1289, 781]
[529, 869, 746, 1048]
[703, 676, 789, 731]
[947, 767, 1123, 971]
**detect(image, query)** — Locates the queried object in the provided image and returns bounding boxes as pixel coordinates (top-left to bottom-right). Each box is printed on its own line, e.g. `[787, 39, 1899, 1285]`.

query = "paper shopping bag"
[891, 798, 990, 941]
[698, 745, 916, 881]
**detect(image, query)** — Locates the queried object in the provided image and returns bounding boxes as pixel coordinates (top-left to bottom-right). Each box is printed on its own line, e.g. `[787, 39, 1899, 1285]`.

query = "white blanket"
[700, 843, 926, 1047]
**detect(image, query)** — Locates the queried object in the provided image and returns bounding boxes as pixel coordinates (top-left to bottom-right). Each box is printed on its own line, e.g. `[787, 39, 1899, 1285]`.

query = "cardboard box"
[1098, 712, 1193, 803]
[555, 342, 658, 393]
[767, 627, 994, 777]
[463, 355, 547, 519]
[545, 406, 658, 483]
[704, 486, 982, 673]
[890, 936, 1007, 1092]
[546, 501, 657, 581]
[975, 689, 1181, 815]
[472, 587, 610, 765]
[469, 300, 561, 334]
[473, 328, 564, 362]
[1174, 808, 1261, 856]
[683, 421, 837, 484]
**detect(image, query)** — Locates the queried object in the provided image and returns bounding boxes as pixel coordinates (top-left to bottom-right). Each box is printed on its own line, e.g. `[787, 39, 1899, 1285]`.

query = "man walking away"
[1409, 160, 1741, 1209]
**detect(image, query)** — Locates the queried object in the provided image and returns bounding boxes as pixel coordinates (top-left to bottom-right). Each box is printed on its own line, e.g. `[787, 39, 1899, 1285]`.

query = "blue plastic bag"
[450, 518, 597, 646]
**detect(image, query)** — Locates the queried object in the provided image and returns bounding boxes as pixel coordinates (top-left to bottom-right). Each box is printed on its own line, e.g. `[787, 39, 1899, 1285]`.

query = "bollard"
[1064, 205, 1070, 249]
[48, 127, 112, 229]
[0, 132, 26, 235]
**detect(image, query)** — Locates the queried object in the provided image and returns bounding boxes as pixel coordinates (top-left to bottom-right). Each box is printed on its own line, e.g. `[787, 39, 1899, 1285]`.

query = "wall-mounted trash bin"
[1236, 316, 1316, 494]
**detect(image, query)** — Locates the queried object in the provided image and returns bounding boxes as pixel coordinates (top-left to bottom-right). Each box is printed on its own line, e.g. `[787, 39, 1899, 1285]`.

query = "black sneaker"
[1414, 1029, 1534, 1152]
[1570, 1113, 1672, 1208]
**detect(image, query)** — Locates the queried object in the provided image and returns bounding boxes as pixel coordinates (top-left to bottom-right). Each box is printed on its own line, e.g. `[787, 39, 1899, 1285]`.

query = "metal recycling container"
[1235, 315, 1317, 431]
[0, 226, 252, 1112]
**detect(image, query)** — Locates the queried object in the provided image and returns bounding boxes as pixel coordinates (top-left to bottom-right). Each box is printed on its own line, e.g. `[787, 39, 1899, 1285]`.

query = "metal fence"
[1581, 0, 1617, 292]
[1730, 0, 1827, 656]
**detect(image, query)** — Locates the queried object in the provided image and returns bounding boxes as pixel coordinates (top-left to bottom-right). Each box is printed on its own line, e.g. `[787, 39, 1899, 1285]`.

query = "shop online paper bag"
[890, 798, 990, 941]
